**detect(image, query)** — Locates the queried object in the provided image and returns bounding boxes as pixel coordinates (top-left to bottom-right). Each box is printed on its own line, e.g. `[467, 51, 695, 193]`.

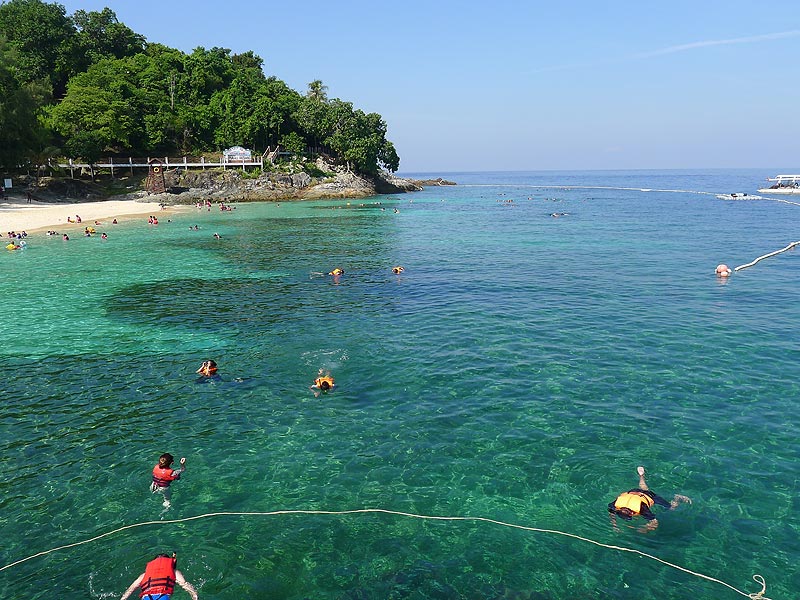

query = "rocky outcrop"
[140, 159, 454, 204]
[24, 161, 456, 204]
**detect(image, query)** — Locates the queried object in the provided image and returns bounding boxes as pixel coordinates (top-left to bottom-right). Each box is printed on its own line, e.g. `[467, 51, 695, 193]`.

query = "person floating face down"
[608, 466, 692, 532]
[311, 370, 335, 396]
[150, 453, 186, 507]
[119, 552, 199, 600]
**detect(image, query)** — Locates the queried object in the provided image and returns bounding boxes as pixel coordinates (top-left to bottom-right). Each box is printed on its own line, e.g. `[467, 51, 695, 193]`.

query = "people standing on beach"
[150, 453, 186, 508]
[608, 466, 691, 532]
[119, 552, 199, 600]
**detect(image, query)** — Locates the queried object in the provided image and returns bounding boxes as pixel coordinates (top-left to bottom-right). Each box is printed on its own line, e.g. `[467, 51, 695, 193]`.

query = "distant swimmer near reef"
[715, 264, 732, 277]
[328, 268, 344, 276]
[392, 266, 405, 274]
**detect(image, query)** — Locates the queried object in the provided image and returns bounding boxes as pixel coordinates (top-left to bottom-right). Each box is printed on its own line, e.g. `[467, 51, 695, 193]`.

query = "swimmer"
[196, 360, 218, 377]
[119, 552, 198, 600]
[213, 233, 221, 239]
[311, 370, 335, 396]
[150, 453, 186, 508]
[715, 264, 732, 277]
[328, 268, 344, 276]
[391, 266, 405, 274]
[608, 466, 691, 532]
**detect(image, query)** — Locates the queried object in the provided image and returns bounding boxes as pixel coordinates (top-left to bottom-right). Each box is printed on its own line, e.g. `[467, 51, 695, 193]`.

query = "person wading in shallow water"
[608, 466, 691, 532]
[119, 552, 199, 600]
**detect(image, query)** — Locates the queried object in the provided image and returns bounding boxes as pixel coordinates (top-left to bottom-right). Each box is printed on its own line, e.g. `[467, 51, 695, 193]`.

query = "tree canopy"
[0, 0, 399, 174]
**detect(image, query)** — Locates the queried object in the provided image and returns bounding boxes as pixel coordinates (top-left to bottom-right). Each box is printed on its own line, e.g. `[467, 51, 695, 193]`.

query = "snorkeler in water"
[311, 370, 335, 396]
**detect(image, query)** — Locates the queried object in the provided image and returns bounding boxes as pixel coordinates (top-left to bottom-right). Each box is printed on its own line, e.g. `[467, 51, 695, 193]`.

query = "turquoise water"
[2, 169, 799, 599]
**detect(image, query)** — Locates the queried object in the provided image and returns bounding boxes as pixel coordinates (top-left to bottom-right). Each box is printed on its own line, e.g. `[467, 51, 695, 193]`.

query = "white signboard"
[3, 179, 11, 188]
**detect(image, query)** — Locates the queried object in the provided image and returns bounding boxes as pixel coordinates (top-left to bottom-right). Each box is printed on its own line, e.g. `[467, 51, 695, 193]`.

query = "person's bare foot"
[637, 466, 645, 477]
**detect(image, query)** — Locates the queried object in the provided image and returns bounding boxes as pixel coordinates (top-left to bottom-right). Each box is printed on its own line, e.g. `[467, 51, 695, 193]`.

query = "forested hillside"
[0, 0, 399, 176]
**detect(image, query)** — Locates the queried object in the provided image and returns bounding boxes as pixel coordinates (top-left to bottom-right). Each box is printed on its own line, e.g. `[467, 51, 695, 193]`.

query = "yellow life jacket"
[614, 491, 654, 515]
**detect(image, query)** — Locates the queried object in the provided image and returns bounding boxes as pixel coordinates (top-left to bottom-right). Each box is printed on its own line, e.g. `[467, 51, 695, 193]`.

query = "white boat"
[758, 174, 800, 195]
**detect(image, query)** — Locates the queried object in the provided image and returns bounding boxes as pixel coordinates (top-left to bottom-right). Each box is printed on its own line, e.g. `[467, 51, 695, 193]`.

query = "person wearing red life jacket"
[150, 453, 186, 508]
[119, 552, 198, 600]
[608, 466, 692, 532]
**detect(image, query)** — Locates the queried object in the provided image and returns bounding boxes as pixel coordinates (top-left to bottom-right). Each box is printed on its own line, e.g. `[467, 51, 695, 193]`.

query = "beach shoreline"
[0, 196, 173, 234]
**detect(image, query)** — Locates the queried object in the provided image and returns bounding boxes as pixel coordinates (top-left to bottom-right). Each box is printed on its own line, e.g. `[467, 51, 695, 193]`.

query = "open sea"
[1, 169, 799, 599]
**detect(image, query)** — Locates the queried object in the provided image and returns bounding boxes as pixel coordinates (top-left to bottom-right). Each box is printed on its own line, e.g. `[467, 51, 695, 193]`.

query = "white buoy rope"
[0, 508, 774, 599]
[734, 241, 800, 271]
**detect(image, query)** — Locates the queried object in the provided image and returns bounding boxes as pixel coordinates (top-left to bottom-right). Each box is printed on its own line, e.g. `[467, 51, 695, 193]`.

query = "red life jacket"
[139, 556, 176, 597]
[152, 465, 178, 488]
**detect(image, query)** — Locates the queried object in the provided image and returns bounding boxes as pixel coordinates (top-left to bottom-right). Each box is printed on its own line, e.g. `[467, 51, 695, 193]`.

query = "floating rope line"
[0, 508, 773, 599]
[734, 241, 800, 272]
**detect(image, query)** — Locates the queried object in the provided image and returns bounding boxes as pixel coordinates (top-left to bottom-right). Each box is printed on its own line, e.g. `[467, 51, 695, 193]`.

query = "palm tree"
[306, 79, 328, 103]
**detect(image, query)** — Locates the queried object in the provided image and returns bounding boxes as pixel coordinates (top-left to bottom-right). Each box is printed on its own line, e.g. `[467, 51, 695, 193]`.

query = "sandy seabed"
[0, 197, 170, 233]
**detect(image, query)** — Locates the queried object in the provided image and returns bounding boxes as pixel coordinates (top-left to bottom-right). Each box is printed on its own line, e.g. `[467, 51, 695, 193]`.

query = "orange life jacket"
[152, 465, 178, 488]
[315, 376, 335, 389]
[139, 556, 176, 597]
[614, 491, 654, 515]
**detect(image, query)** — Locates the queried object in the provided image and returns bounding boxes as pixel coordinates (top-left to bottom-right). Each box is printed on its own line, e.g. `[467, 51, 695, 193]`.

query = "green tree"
[321, 100, 398, 174]
[279, 131, 304, 155]
[48, 57, 145, 157]
[0, 37, 50, 169]
[72, 8, 145, 67]
[0, 0, 78, 97]
[64, 129, 104, 179]
[306, 79, 328, 103]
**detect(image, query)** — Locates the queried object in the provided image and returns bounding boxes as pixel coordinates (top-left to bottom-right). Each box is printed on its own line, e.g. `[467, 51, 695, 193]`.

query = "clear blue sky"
[58, 0, 800, 173]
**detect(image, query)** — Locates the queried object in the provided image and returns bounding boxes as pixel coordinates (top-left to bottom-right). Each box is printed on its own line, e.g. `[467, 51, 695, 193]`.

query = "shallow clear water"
[2, 169, 798, 599]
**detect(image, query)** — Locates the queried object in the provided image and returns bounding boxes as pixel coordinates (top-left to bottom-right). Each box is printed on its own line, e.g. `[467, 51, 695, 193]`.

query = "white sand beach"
[0, 197, 170, 233]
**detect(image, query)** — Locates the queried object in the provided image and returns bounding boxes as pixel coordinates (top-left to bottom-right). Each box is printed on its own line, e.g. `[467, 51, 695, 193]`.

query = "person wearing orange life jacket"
[150, 453, 186, 508]
[608, 466, 691, 532]
[119, 552, 198, 600]
[311, 370, 335, 397]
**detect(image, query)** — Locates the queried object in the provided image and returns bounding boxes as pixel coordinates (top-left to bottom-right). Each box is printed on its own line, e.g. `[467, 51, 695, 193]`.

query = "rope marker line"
[734, 241, 800, 272]
[0, 508, 772, 599]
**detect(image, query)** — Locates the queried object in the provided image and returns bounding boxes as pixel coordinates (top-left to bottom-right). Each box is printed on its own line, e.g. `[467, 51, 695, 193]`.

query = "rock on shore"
[145, 159, 456, 203]
[18, 159, 456, 204]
